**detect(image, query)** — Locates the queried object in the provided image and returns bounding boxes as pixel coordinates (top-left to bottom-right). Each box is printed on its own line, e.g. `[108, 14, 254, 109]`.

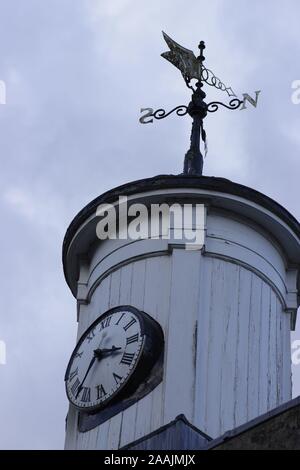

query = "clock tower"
[63, 34, 300, 450]
[63, 175, 300, 449]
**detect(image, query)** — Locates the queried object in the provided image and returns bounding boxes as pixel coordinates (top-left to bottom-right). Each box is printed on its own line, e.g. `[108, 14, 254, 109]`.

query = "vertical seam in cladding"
[274, 296, 278, 406]
[193, 253, 202, 422]
[196, 255, 210, 432]
[117, 269, 121, 304]
[142, 259, 146, 310]
[117, 412, 124, 449]
[157, 257, 170, 428]
[125, 262, 140, 447]
[246, 273, 253, 422]
[129, 262, 133, 303]
[95, 421, 100, 449]
[133, 400, 139, 441]
[267, 286, 271, 410]
[75, 412, 79, 449]
[232, 264, 239, 429]
[279, 305, 284, 403]
[258, 279, 263, 416]
[220, 261, 228, 433]
[105, 421, 111, 449]
[162, 252, 173, 425]
[134, 260, 146, 440]
[276, 300, 279, 405]
[282, 313, 286, 401]
[280, 303, 284, 403]
[108, 272, 112, 307]
[218, 260, 225, 435]
[276, 299, 281, 405]
[192, 319, 198, 421]
[233, 266, 241, 428]
[287, 315, 292, 399]
[205, 258, 214, 429]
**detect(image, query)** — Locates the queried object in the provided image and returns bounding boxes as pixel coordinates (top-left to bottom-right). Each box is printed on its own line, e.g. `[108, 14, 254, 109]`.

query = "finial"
[198, 40, 205, 63]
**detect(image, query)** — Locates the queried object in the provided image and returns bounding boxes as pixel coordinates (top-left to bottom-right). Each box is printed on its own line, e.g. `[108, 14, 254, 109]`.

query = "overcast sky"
[1, 0, 300, 449]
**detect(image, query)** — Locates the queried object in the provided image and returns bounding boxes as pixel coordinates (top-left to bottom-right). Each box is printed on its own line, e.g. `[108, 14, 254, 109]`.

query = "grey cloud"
[0, 0, 300, 448]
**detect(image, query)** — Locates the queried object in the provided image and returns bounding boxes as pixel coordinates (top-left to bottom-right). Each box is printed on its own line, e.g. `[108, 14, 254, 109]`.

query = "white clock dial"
[65, 308, 144, 411]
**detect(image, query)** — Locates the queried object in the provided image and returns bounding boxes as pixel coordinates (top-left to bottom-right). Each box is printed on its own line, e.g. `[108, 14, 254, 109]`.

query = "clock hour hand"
[76, 355, 96, 398]
[93, 345, 122, 358]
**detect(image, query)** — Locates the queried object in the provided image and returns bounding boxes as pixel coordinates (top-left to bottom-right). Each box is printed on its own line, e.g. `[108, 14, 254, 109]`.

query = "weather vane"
[140, 32, 258, 176]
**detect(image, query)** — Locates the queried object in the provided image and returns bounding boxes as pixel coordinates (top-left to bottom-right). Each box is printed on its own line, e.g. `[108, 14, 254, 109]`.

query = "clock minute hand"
[76, 347, 122, 398]
[76, 355, 96, 399]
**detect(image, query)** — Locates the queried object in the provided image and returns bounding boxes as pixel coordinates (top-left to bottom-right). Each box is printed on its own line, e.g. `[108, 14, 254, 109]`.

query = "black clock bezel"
[65, 305, 164, 413]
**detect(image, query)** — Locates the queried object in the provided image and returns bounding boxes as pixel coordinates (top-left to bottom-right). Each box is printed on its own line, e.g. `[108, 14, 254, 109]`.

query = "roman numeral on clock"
[99, 315, 111, 331]
[81, 387, 91, 403]
[123, 317, 137, 331]
[113, 372, 123, 384]
[115, 312, 126, 326]
[87, 329, 95, 343]
[68, 367, 78, 381]
[96, 384, 107, 400]
[120, 352, 135, 366]
[126, 334, 139, 345]
[74, 351, 83, 359]
[71, 378, 80, 397]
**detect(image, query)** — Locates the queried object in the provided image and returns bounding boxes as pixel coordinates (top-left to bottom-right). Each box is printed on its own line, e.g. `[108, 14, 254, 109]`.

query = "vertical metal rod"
[184, 114, 203, 175]
[183, 80, 207, 175]
[183, 41, 208, 176]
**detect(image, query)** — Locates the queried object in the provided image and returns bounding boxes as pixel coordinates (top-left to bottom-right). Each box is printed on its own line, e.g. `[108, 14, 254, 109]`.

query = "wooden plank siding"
[65, 209, 292, 449]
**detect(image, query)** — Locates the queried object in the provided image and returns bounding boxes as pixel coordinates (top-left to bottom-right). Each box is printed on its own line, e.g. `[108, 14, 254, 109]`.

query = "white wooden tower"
[63, 175, 300, 449]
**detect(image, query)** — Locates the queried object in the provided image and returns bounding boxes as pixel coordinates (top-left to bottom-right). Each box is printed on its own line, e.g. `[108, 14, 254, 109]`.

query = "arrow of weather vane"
[140, 32, 260, 175]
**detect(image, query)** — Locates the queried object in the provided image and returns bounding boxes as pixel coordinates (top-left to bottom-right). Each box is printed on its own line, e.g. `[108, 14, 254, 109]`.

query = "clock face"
[65, 307, 144, 411]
